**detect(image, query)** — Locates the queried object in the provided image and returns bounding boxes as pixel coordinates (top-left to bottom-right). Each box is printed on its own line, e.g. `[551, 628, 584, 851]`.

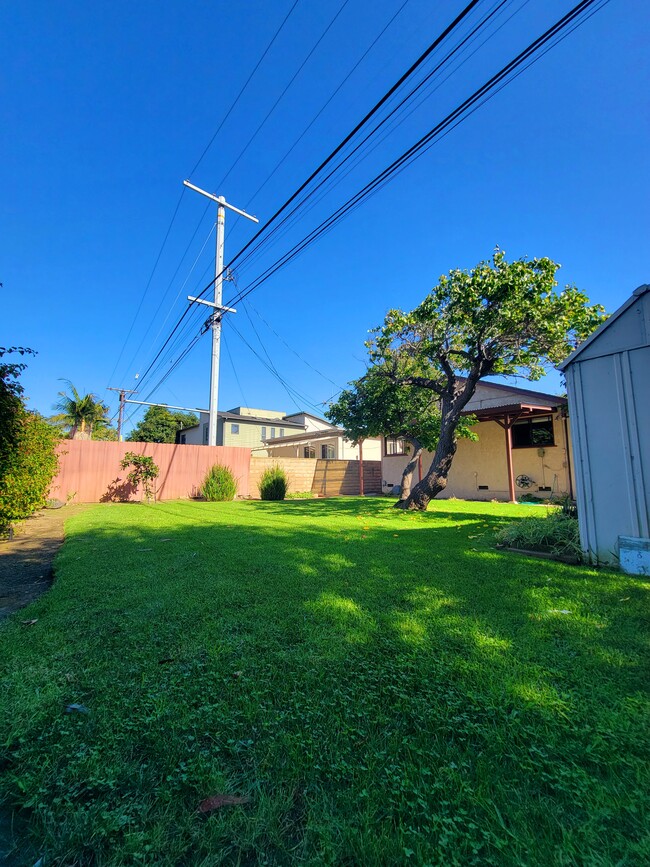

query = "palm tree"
[51, 381, 110, 439]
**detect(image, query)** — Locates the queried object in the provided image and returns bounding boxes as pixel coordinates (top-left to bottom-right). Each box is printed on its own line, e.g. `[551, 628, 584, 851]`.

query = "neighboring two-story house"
[177, 406, 382, 460]
[178, 407, 305, 455]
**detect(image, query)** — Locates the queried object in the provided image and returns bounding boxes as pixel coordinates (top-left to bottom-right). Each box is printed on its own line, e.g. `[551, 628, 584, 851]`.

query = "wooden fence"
[49, 440, 251, 502]
[50, 442, 382, 503]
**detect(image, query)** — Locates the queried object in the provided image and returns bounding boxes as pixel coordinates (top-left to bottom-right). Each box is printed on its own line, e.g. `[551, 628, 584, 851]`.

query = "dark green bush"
[495, 511, 582, 560]
[201, 463, 238, 501]
[0, 410, 60, 532]
[259, 465, 288, 501]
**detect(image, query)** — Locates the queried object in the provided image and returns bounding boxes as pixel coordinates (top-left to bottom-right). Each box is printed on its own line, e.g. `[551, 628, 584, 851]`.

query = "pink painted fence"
[50, 440, 251, 502]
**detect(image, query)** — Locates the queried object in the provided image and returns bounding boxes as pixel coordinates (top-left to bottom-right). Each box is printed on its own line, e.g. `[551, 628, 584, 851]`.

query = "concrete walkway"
[0, 505, 87, 621]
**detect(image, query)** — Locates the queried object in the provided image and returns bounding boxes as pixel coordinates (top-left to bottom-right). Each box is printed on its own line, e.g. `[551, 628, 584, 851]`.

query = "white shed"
[559, 284, 650, 572]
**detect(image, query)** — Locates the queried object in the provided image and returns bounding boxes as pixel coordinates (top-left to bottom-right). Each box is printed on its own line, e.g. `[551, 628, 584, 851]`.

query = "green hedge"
[200, 463, 238, 502]
[258, 465, 289, 501]
[0, 409, 60, 531]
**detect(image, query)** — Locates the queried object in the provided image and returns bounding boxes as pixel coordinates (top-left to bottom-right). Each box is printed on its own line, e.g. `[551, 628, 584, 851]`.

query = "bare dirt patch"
[0, 505, 87, 621]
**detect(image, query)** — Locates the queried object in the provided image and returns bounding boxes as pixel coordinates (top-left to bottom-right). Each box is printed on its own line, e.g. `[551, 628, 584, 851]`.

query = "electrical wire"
[128, 0, 483, 395]
[189, 0, 302, 177]
[235, 0, 413, 215]
[223, 0, 607, 311]
[217, 0, 353, 189]
[128, 0, 605, 406]
[110, 0, 301, 399]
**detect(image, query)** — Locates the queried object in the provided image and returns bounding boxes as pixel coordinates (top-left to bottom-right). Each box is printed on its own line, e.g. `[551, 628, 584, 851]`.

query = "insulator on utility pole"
[183, 179, 259, 447]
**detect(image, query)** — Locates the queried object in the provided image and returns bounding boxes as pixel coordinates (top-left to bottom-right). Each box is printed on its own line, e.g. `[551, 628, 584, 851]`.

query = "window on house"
[261, 426, 266, 440]
[280, 428, 285, 438]
[231, 423, 239, 435]
[384, 436, 406, 456]
[512, 415, 555, 448]
[203, 423, 209, 445]
[180, 434, 186, 444]
[304, 446, 316, 458]
[321, 444, 335, 459]
[270, 427, 276, 438]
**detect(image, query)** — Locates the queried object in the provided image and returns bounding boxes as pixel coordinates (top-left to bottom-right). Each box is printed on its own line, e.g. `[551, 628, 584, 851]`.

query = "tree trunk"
[396, 439, 422, 505]
[395, 373, 482, 511]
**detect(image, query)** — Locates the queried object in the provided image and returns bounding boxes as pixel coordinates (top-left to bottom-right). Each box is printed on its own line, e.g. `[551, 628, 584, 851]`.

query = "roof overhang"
[466, 402, 561, 422]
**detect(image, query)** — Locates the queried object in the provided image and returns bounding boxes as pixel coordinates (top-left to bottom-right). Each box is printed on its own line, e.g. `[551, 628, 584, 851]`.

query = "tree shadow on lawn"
[2, 500, 648, 864]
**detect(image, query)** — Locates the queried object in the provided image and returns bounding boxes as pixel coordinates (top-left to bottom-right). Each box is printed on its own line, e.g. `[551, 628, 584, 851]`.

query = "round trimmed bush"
[200, 463, 238, 501]
[258, 465, 288, 501]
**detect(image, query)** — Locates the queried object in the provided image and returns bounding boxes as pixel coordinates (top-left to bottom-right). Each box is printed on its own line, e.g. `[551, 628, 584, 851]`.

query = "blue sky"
[2, 0, 648, 432]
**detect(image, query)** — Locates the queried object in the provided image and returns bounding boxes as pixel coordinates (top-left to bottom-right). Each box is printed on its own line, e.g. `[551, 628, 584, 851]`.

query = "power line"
[235, 0, 413, 214]
[111, 1, 301, 395]
[106, 187, 186, 389]
[210, 0, 482, 282]
[129, 0, 483, 394]
[224, 0, 607, 311]
[189, 0, 302, 177]
[245, 300, 342, 388]
[227, 0, 515, 277]
[128, 0, 602, 404]
[216, 0, 353, 190]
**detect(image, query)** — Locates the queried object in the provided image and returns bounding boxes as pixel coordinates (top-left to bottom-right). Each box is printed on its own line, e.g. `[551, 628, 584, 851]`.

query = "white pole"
[182, 180, 258, 448]
[209, 198, 226, 447]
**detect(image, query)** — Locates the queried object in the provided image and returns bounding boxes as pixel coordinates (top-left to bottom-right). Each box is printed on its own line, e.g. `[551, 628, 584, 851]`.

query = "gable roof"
[558, 283, 649, 370]
[470, 378, 566, 405]
[283, 411, 335, 426]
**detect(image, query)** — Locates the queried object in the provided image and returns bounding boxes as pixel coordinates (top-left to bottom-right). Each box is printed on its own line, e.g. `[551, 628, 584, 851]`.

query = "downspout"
[563, 413, 574, 500]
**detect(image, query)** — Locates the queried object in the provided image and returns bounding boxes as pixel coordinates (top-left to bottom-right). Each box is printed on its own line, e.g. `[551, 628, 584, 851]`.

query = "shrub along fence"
[50, 442, 381, 502]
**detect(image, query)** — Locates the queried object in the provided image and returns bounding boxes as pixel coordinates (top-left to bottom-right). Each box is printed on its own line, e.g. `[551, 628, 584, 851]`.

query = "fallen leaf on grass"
[198, 794, 251, 814]
[65, 703, 90, 715]
[21, 619, 38, 626]
[619, 597, 630, 602]
[159, 538, 172, 542]
[233, 671, 243, 678]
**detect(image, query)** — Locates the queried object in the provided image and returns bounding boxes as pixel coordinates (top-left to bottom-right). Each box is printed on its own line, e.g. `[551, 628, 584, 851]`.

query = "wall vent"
[478, 485, 489, 490]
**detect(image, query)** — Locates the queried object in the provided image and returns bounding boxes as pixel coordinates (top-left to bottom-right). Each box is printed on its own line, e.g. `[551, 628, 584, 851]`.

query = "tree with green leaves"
[327, 364, 476, 502]
[51, 381, 111, 439]
[369, 249, 607, 511]
[0, 348, 60, 531]
[126, 405, 199, 444]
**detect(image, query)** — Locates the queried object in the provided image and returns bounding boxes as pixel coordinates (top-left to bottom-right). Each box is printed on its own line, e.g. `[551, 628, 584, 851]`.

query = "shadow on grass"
[1, 498, 647, 865]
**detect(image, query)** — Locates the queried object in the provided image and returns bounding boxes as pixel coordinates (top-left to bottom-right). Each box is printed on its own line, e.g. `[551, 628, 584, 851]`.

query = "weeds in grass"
[495, 510, 582, 559]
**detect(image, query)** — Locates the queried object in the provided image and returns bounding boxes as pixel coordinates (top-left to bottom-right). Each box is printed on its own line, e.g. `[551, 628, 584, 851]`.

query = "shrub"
[119, 452, 159, 503]
[286, 491, 314, 499]
[201, 463, 238, 501]
[0, 410, 60, 532]
[495, 511, 582, 560]
[259, 465, 288, 501]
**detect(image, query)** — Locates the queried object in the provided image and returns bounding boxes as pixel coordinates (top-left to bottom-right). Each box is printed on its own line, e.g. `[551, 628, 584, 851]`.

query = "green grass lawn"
[1, 498, 648, 866]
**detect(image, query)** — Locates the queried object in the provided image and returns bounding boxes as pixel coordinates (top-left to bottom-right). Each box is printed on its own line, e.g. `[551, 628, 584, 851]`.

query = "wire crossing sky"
[2, 0, 648, 431]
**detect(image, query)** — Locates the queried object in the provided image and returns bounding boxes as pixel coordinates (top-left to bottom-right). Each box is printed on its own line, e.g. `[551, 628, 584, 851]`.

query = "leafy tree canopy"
[127, 406, 199, 443]
[327, 363, 475, 450]
[368, 249, 607, 510]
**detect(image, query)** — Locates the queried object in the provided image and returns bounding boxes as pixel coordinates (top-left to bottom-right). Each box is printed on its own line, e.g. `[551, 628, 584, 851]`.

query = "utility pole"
[183, 180, 259, 446]
[108, 387, 137, 441]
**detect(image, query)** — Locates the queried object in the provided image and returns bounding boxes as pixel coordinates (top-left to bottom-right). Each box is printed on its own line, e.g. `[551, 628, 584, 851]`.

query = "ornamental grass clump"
[495, 510, 582, 560]
[259, 465, 288, 501]
[201, 463, 238, 502]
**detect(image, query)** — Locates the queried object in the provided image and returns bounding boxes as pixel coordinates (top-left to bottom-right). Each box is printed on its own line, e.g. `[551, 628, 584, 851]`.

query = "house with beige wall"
[382, 381, 574, 502]
[264, 420, 382, 461]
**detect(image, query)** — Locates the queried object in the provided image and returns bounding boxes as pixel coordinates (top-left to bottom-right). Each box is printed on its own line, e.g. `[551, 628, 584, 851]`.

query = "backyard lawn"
[0, 498, 648, 866]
